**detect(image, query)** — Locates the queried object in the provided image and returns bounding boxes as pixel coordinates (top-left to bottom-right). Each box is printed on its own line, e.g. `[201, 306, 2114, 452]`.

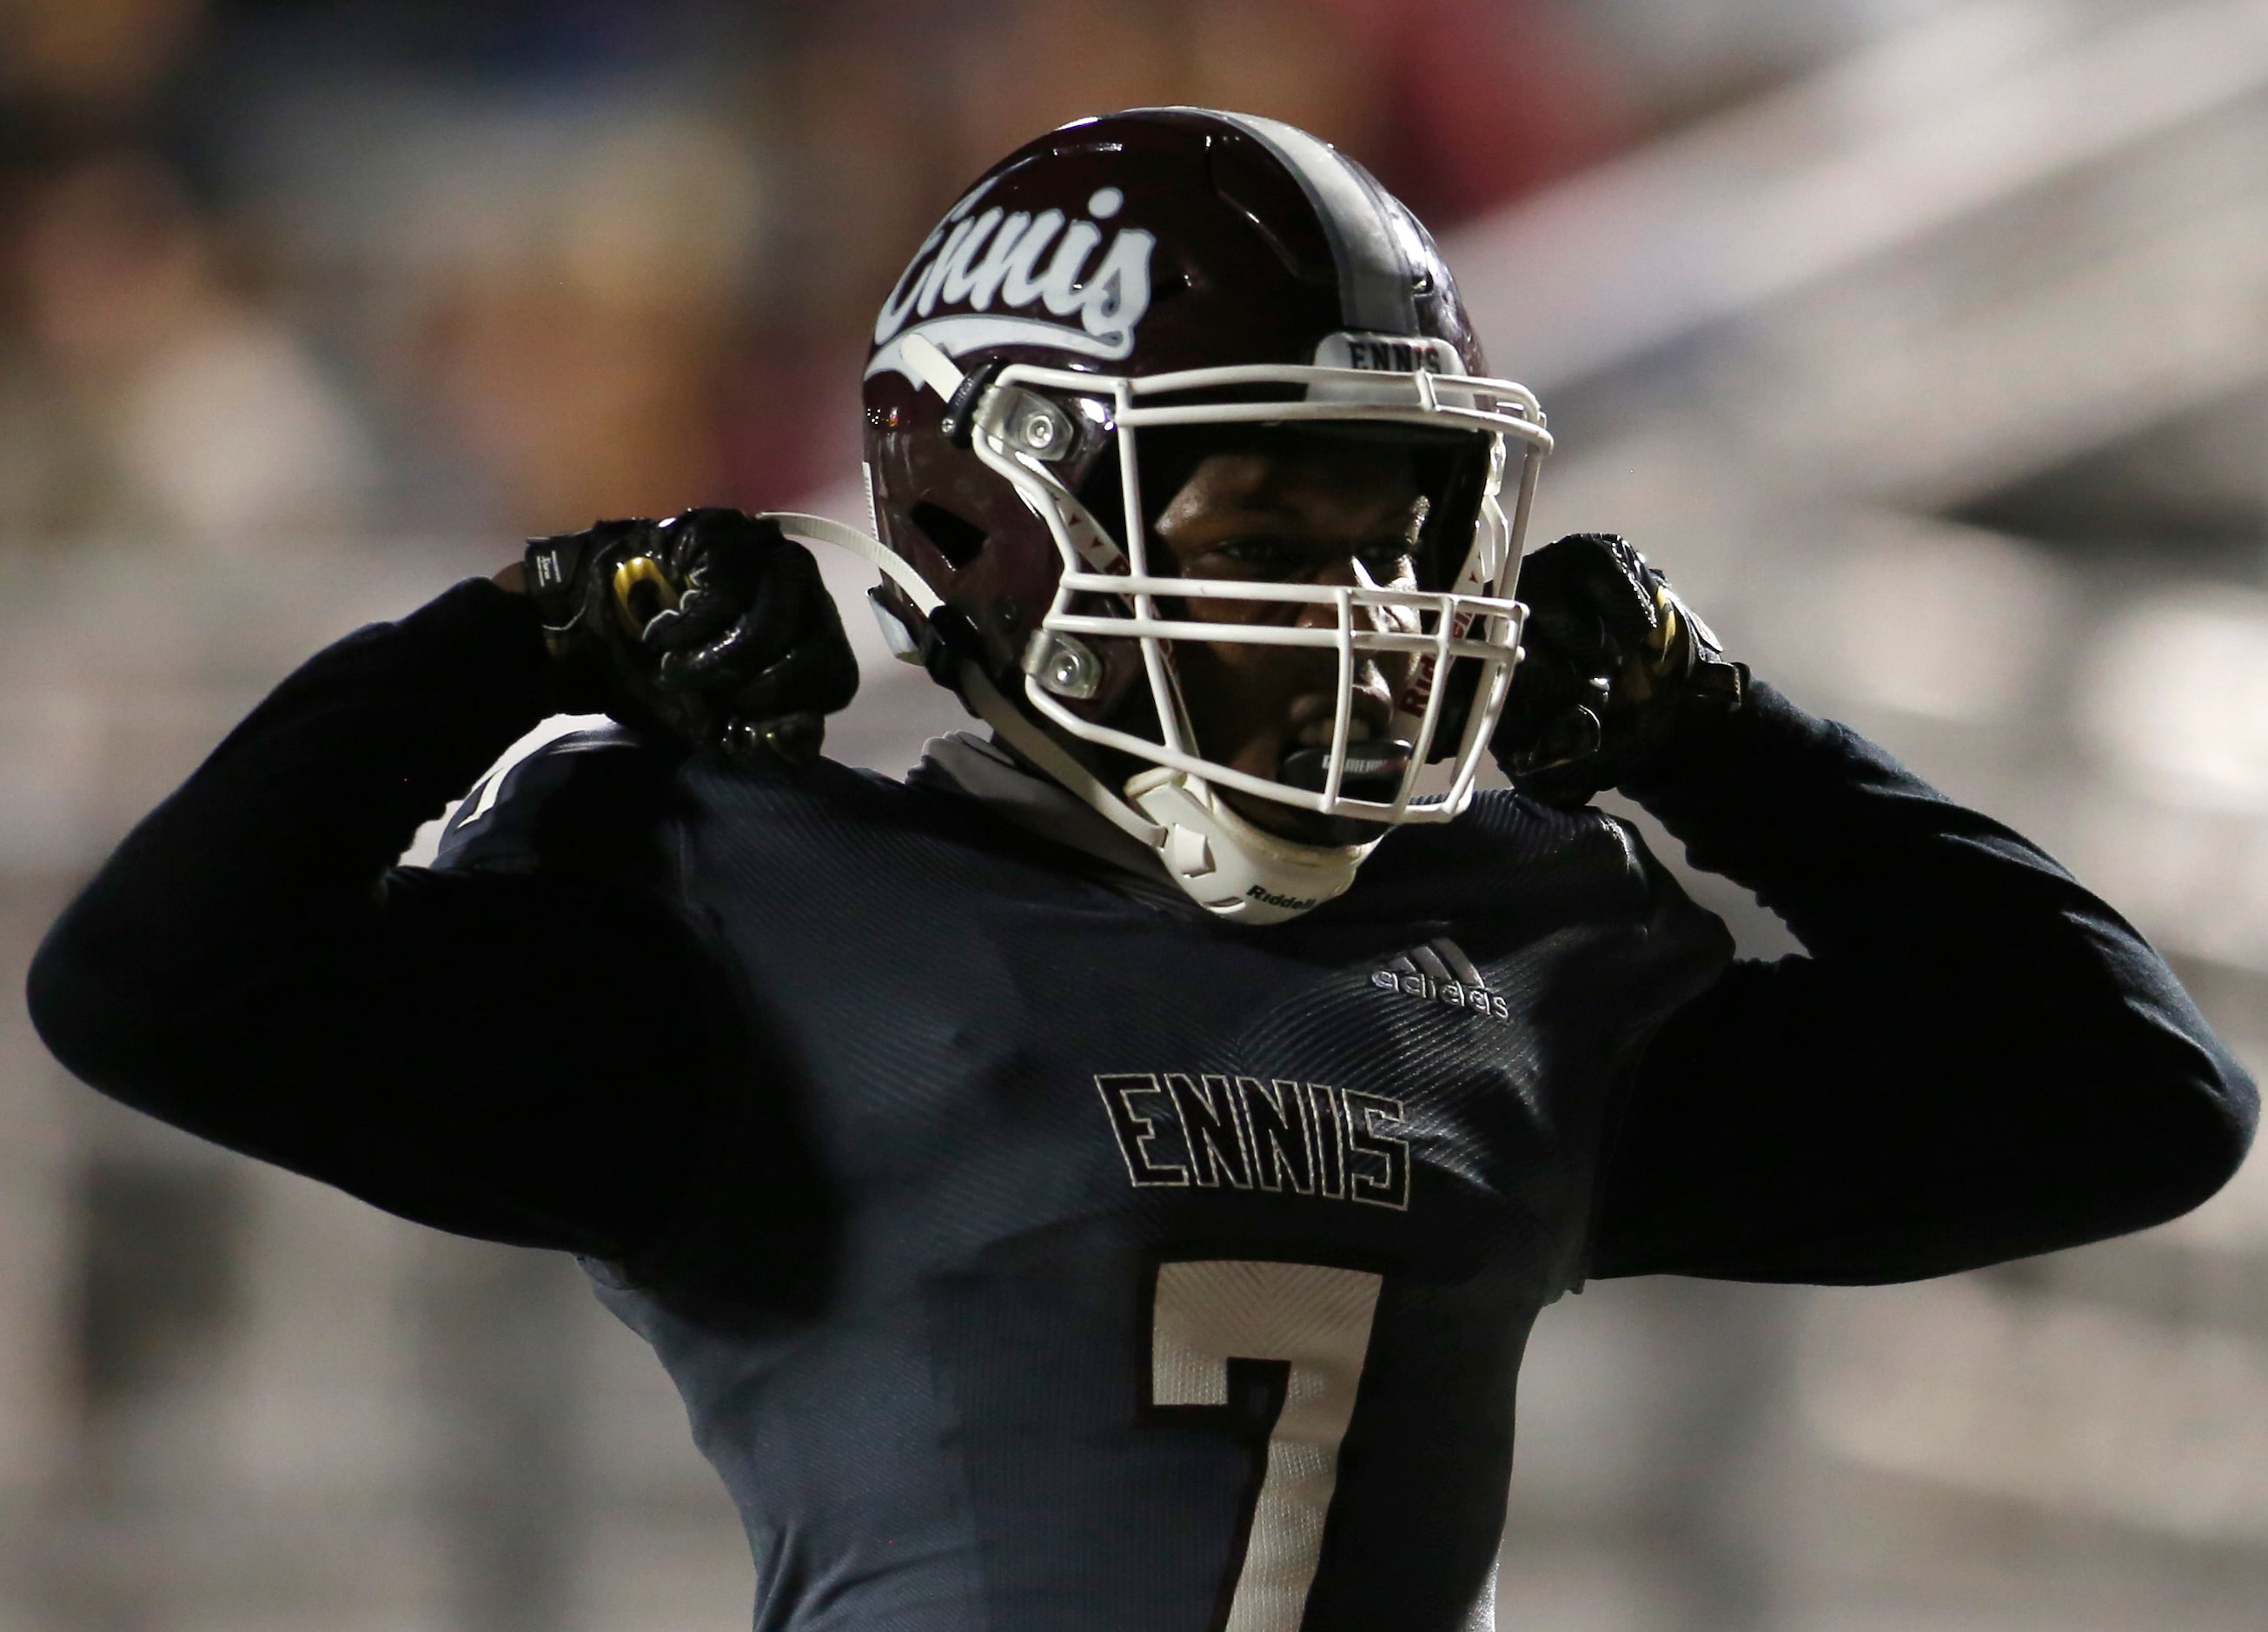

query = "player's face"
[1151, 442, 1429, 846]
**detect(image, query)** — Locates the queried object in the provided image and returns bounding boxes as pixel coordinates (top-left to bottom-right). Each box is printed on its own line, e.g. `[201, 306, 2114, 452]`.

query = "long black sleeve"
[1589, 682, 2258, 1284]
[26, 580, 719, 1260]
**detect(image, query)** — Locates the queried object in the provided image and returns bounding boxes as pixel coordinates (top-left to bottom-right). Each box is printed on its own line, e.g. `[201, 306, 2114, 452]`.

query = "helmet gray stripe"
[1160, 108, 1417, 335]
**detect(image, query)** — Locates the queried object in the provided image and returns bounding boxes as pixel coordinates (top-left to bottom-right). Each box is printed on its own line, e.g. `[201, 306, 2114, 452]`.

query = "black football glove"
[524, 508, 859, 765]
[1492, 533, 1746, 808]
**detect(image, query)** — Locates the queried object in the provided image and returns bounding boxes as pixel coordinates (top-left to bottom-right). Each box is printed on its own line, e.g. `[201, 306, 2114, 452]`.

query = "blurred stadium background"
[1, 0, 2265, 1627]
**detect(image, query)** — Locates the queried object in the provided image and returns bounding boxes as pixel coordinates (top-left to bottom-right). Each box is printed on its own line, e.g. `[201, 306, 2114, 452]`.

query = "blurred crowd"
[0, 0, 1661, 551]
[11, 5, 2268, 1629]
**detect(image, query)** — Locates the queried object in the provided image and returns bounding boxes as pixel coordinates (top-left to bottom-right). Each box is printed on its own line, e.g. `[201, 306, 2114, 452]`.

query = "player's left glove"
[524, 508, 859, 765]
[1491, 532, 1746, 809]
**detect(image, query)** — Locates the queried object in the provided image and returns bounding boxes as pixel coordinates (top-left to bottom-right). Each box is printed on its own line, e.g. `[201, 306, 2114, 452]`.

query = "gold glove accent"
[611, 555, 680, 638]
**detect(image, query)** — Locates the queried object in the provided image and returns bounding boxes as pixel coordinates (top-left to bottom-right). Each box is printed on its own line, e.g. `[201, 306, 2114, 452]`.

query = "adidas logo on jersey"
[1372, 939, 1510, 1022]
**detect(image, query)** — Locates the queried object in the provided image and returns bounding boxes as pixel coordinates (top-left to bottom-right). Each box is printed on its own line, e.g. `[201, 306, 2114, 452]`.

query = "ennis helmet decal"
[870, 182, 1157, 384]
[1314, 332, 1462, 374]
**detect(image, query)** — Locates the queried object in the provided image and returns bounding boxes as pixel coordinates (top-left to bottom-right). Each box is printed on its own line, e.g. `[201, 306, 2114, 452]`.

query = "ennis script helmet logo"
[872, 182, 1157, 371]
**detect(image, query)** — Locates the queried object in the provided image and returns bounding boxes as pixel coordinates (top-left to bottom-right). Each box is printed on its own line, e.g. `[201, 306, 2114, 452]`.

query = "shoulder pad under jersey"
[434, 723, 680, 887]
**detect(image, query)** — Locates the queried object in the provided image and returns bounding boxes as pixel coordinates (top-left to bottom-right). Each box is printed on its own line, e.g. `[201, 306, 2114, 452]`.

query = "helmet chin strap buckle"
[1124, 766, 1375, 925]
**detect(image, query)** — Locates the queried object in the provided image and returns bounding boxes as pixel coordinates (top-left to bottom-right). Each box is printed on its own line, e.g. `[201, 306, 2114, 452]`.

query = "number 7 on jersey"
[1150, 1260, 1383, 1632]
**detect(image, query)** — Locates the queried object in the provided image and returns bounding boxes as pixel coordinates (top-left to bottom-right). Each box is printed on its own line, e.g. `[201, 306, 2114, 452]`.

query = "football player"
[28, 109, 2257, 1632]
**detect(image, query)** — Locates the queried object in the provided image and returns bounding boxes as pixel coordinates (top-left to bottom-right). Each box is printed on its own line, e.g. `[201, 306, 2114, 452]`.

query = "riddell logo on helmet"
[1246, 883, 1322, 912]
[870, 181, 1157, 378]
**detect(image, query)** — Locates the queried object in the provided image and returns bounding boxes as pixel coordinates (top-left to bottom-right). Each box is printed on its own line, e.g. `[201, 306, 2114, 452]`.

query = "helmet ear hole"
[909, 500, 988, 570]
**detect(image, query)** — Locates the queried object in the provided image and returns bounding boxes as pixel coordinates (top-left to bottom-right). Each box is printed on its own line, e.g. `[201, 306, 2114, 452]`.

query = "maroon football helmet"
[858, 107, 1550, 922]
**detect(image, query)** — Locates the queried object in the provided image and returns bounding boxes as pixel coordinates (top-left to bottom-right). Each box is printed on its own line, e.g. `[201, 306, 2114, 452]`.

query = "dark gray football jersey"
[440, 736, 1730, 1632]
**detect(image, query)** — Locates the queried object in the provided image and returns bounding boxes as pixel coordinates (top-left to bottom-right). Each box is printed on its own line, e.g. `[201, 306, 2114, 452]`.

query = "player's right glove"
[1491, 532, 1746, 808]
[524, 508, 859, 765]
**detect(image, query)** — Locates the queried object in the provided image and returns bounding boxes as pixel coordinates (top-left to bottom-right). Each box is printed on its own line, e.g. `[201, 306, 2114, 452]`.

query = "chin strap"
[763, 504, 1365, 925]
[1124, 767, 1374, 925]
[767, 510, 1164, 858]
[960, 665, 1169, 852]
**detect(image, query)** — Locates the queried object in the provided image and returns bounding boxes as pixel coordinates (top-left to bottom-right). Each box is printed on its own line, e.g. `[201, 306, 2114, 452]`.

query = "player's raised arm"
[25, 512, 852, 1266]
[1496, 533, 2259, 1284]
